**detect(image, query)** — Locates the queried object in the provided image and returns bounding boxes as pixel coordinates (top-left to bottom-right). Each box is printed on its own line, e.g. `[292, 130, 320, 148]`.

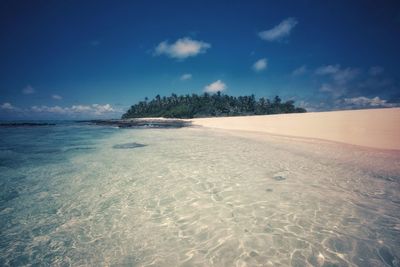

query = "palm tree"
[121, 93, 306, 118]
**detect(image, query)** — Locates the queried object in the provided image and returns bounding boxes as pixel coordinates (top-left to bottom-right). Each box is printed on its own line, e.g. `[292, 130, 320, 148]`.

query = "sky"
[1, 0, 400, 119]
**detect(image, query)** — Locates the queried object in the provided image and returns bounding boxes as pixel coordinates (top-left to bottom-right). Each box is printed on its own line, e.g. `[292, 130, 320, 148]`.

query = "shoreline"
[76, 108, 400, 151]
[78, 118, 191, 128]
[190, 108, 400, 151]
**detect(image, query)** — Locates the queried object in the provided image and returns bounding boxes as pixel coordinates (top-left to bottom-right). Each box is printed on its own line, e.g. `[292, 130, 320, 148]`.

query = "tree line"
[122, 92, 306, 119]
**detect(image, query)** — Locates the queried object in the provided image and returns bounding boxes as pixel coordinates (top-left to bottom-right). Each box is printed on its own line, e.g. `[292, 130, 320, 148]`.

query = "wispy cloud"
[311, 63, 400, 110]
[0, 102, 17, 111]
[258, 17, 298, 42]
[319, 83, 347, 98]
[90, 40, 101, 46]
[252, 58, 267, 72]
[180, 73, 192, 81]
[315, 65, 340, 75]
[292, 65, 307, 76]
[333, 68, 359, 85]
[22, 85, 35, 95]
[204, 80, 227, 93]
[52, 94, 62, 100]
[369, 66, 384, 76]
[154, 37, 211, 60]
[315, 64, 359, 86]
[343, 96, 393, 108]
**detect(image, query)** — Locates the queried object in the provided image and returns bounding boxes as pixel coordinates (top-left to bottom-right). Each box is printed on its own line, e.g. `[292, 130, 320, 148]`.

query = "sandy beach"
[191, 108, 400, 150]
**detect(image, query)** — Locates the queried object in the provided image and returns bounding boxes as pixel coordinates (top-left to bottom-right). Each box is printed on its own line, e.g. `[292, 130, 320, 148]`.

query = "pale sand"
[191, 108, 400, 150]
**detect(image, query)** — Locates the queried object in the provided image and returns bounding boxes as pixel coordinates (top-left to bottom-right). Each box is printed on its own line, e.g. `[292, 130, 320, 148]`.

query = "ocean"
[0, 122, 399, 266]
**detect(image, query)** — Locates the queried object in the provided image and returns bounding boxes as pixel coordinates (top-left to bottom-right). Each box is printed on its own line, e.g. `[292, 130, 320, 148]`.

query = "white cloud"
[292, 65, 307, 76]
[204, 80, 227, 93]
[296, 100, 320, 112]
[258, 17, 298, 42]
[316, 65, 359, 96]
[90, 104, 114, 115]
[31, 105, 67, 114]
[180, 73, 192, 81]
[312, 63, 399, 110]
[30, 104, 117, 116]
[315, 65, 340, 75]
[343, 96, 394, 108]
[1, 102, 120, 118]
[22, 85, 35, 95]
[70, 105, 92, 113]
[52, 94, 62, 100]
[154, 37, 211, 60]
[252, 58, 267, 72]
[369, 66, 384, 76]
[0, 102, 16, 110]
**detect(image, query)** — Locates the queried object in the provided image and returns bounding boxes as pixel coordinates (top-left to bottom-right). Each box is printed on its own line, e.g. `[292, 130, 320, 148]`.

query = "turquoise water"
[0, 123, 399, 266]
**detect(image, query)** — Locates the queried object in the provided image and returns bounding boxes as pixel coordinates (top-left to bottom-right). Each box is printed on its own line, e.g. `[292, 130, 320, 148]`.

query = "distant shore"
[3, 109, 398, 150]
[190, 108, 400, 150]
[81, 118, 191, 128]
[74, 108, 400, 150]
[0, 122, 56, 127]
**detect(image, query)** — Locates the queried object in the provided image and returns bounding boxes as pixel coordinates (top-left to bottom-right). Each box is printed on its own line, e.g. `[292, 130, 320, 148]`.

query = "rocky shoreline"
[0, 119, 191, 128]
[0, 122, 56, 127]
[79, 118, 191, 128]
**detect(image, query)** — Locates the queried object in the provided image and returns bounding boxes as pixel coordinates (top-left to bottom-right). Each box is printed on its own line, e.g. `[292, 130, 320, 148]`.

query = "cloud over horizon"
[204, 80, 227, 93]
[258, 17, 298, 42]
[31, 104, 116, 116]
[154, 37, 211, 60]
[343, 96, 394, 108]
[0, 103, 120, 119]
[303, 63, 400, 110]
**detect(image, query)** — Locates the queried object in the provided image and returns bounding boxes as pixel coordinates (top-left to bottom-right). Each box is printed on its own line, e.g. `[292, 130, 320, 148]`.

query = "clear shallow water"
[0, 124, 399, 266]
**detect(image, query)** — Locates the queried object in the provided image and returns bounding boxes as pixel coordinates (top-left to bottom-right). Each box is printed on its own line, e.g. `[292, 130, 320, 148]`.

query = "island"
[122, 93, 306, 119]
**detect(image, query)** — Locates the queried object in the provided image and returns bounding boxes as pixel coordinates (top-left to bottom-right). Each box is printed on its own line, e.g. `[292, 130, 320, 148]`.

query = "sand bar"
[191, 108, 400, 150]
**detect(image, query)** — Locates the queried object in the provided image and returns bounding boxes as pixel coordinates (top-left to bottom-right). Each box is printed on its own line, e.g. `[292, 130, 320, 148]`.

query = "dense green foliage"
[122, 92, 306, 119]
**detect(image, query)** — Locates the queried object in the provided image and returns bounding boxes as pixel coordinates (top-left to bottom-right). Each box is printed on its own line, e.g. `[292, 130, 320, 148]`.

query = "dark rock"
[65, 147, 96, 152]
[377, 246, 397, 267]
[0, 122, 56, 127]
[272, 176, 286, 181]
[271, 170, 289, 181]
[78, 119, 191, 128]
[249, 251, 259, 257]
[112, 143, 147, 149]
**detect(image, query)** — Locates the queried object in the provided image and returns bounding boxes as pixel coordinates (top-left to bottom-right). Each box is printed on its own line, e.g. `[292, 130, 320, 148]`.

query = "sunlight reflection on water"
[0, 125, 399, 266]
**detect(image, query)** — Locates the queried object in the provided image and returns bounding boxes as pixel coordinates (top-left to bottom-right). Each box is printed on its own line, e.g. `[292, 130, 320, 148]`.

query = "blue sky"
[1, 0, 400, 119]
